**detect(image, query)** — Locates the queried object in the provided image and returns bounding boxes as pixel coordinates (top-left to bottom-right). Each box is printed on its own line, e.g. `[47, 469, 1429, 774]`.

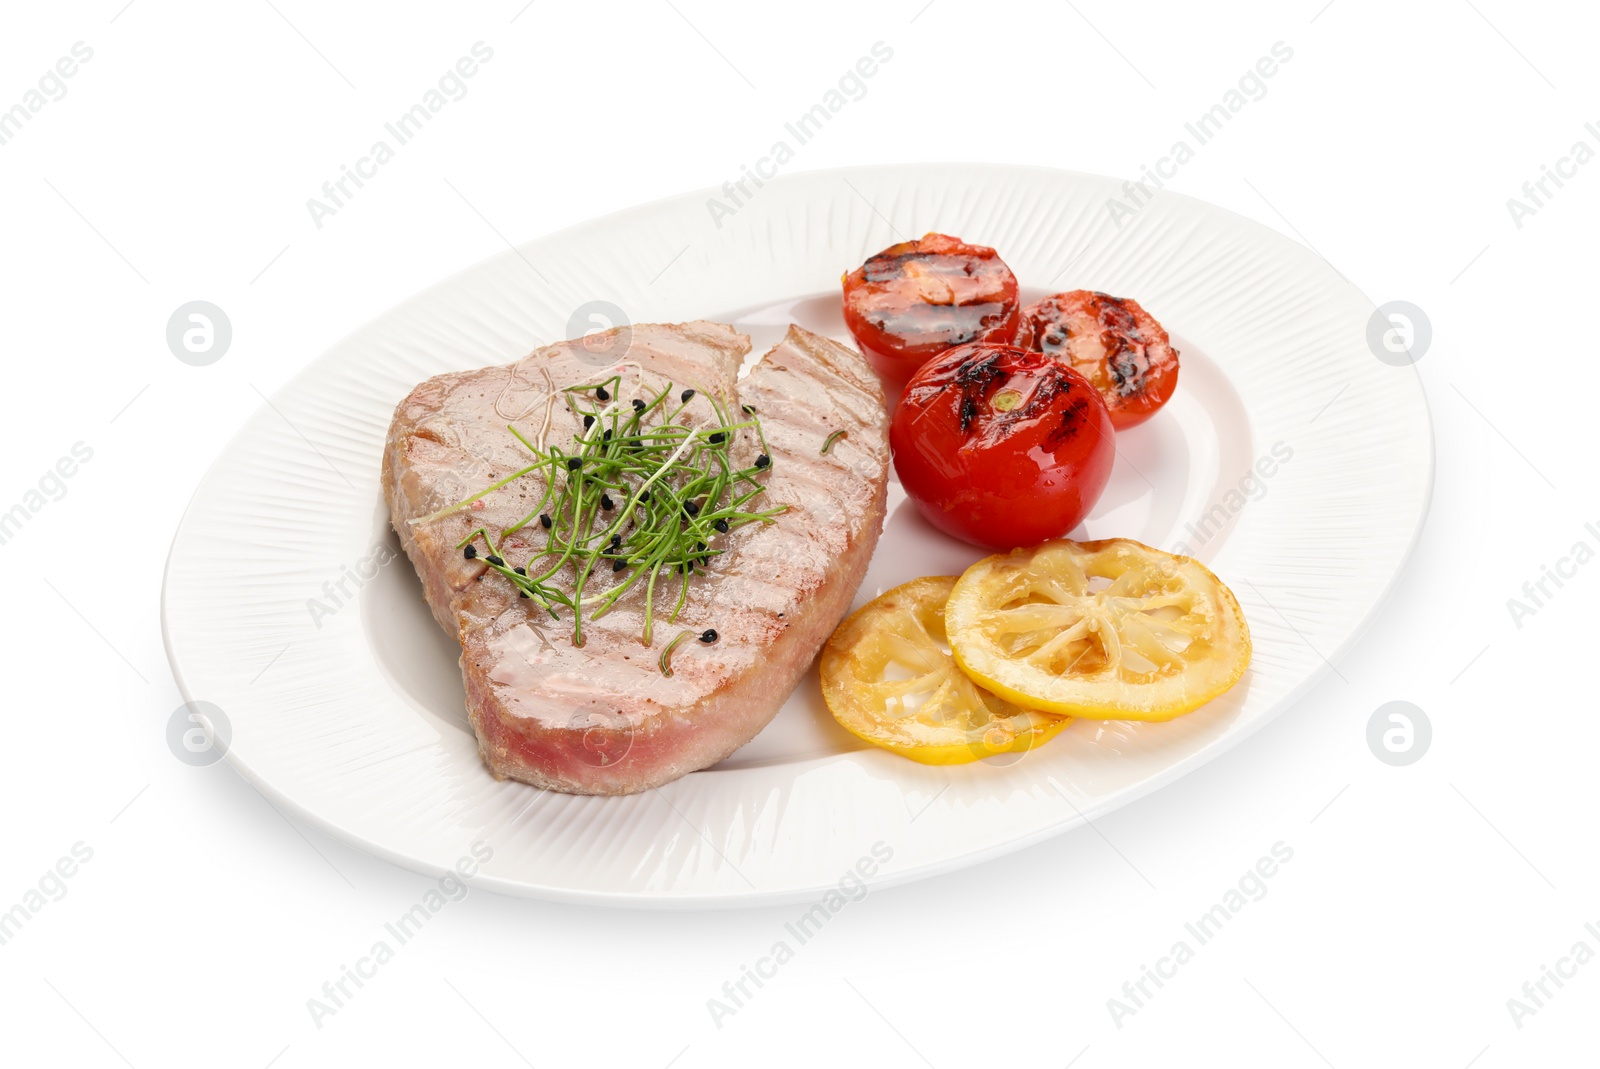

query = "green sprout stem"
[658, 629, 694, 676]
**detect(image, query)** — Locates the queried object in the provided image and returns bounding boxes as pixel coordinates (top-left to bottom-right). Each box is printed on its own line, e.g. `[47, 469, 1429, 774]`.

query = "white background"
[1, 1, 1595, 1066]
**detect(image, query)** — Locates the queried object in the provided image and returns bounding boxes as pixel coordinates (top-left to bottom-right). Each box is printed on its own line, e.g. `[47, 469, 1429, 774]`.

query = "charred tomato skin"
[842, 232, 1020, 388]
[1015, 290, 1179, 430]
[890, 342, 1116, 551]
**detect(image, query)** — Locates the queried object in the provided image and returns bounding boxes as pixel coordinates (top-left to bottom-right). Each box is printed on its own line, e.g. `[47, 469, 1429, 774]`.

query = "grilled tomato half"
[1015, 290, 1179, 429]
[890, 342, 1115, 551]
[842, 232, 1020, 388]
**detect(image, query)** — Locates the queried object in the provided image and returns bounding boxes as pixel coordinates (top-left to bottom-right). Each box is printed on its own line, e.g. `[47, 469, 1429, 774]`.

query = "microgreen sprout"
[659, 629, 693, 676]
[434, 374, 783, 647]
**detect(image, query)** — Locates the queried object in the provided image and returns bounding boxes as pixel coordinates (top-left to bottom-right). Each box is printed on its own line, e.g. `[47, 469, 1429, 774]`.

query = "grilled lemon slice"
[821, 576, 1071, 764]
[946, 539, 1251, 721]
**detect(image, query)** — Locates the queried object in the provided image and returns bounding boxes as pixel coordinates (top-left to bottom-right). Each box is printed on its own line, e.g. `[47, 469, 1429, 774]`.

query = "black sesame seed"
[603, 429, 612, 442]
[681, 388, 696, 403]
[519, 591, 529, 599]
[514, 566, 527, 576]
[601, 495, 614, 511]
[708, 432, 725, 445]
[595, 386, 610, 401]
[632, 399, 646, 412]
[695, 540, 707, 552]
[583, 414, 595, 430]
[755, 454, 771, 469]
[539, 514, 552, 529]
[567, 457, 582, 471]
[684, 500, 700, 516]
[713, 519, 729, 533]
[742, 404, 756, 415]
[699, 629, 718, 643]
[486, 554, 504, 567]
[612, 558, 627, 572]
[463, 545, 478, 559]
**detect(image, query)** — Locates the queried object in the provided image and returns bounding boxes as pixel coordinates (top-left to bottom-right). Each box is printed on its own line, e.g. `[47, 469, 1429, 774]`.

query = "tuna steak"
[382, 322, 889, 794]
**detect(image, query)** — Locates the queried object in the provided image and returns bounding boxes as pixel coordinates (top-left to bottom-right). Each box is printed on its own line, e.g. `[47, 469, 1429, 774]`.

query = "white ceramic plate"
[161, 164, 1432, 908]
